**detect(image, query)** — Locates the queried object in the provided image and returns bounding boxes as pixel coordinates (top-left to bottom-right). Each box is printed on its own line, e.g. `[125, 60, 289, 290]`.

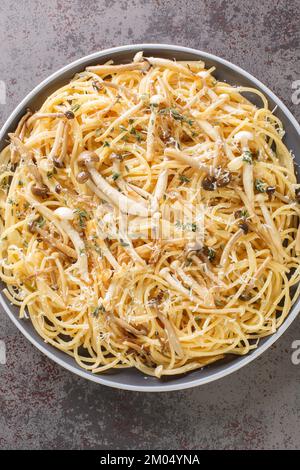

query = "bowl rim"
[1, 43, 300, 392]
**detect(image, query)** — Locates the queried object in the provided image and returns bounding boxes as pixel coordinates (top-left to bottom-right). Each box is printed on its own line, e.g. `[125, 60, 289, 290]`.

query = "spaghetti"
[0, 52, 300, 378]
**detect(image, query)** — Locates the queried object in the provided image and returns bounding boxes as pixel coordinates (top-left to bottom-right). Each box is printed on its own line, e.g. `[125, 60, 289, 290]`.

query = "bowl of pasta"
[0, 44, 300, 391]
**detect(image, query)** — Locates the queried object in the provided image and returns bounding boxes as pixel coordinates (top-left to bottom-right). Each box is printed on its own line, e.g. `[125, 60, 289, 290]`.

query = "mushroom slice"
[243, 162, 254, 209]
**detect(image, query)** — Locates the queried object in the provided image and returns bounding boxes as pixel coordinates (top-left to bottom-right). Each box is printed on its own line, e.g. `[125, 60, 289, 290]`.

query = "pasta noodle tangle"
[0, 53, 300, 378]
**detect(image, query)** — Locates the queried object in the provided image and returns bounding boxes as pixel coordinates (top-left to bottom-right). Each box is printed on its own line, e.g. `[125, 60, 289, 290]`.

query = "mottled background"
[0, 0, 300, 450]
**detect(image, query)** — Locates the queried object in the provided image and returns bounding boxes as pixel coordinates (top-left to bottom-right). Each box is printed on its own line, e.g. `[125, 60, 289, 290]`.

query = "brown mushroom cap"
[76, 171, 90, 184]
[31, 184, 49, 199]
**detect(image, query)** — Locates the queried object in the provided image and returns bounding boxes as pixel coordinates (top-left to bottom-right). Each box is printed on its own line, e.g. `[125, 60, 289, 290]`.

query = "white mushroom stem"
[243, 163, 254, 209]
[15, 109, 32, 135]
[234, 131, 254, 147]
[220, 229, 244, 268]
[118, 212, 145, 265]
[113, 317, 146, 336]
[259, 202, 285, 262]
[86, 179, 112, 206]
[127, 183, 151, 199]
[145, 57, 195, 76]
[197, 94, 229, 118]
[48, 120, 65, 160]
[95, 226, 119, 270]
[35, 226, 77, 259]
[56, 122, 69, 165]
[150, 166, 168, 239]
[10, 110, 33, 160]
[191, 255, 226, 289]
[164, 148, 215, 174]
[111, 159, 127, 192]
[103, 277, 118, 309]
[234, 131, 255, 208]
[171, 261, 215, 307]
[94, 79, 136, 99]
[54, 207, 74, 220]
[27, 112, 66, 125]
[133, 51, 144, 63]
[227, 155, 244, 171]
[197, 120, 221, 141]
[9, 134, 33, 161]
[151, 166, 168, 212]
[62, 220, 89, 282]
[27, 162, 44, 186]
[87, 166, 149, 217]
[146, 109, 157, 161]
[160, 268, 191, 297]
[159, 267, 200, 303]
[248, 256, 272, 289]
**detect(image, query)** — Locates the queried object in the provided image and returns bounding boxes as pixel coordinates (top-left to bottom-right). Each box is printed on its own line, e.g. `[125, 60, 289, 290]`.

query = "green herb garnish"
[159, 108, 193, 126]
[242, 150, 253, 164]
[112, 172, 120, 181]
[130, 127, 142, 142]
[254, 179, 266, 193]
[74, 209, 88, 228]
[92, 304, 106, 318]
[36, 216, 46, 228]
[71, 103, 81, 113]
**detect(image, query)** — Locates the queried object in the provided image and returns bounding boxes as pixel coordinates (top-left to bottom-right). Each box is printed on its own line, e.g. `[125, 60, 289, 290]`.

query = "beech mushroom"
[78, 150, 149, 217]
[49, 121, 68, 168]
[28, 163, 49, 199]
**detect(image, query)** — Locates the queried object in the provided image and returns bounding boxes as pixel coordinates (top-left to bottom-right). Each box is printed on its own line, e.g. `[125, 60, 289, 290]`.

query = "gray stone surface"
[0, 0, 300, 450]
